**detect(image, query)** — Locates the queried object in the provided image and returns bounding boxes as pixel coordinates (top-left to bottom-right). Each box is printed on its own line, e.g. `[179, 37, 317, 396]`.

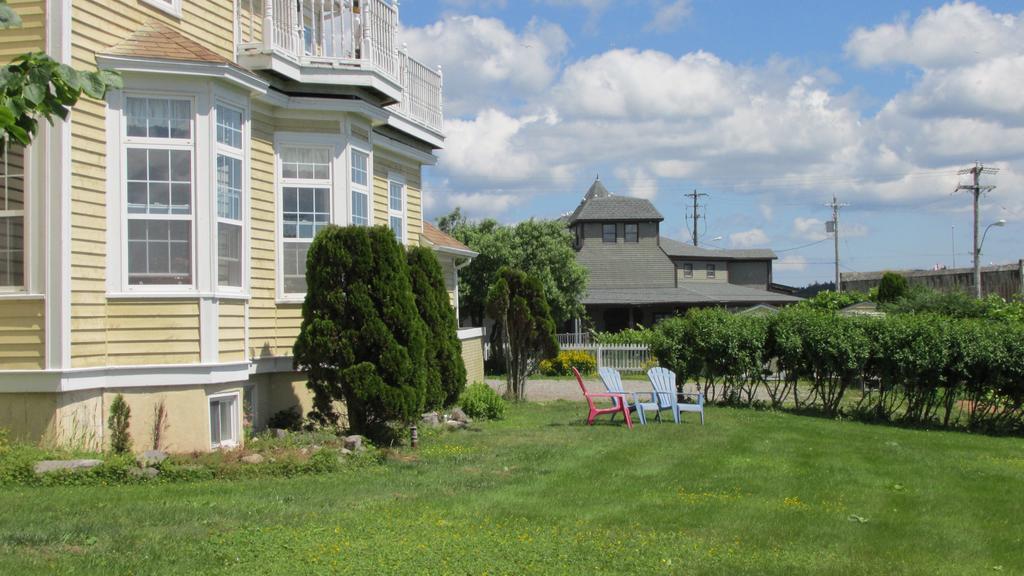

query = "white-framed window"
[683, 263, 693, 278]
[388, 173, 405, 244]
[707, 263, 716, 279]
[209, 392, 239, 449]
[350, 148, 369, 226]
[215, 103, 244, 289]
[141, 0, 182, 19]
[124, 96, 195, 288]
[0, 141, 25, 290]
[280, 145, 332, 295]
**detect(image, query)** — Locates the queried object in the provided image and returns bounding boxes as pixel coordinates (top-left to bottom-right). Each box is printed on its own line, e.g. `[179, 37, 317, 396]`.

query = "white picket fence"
[562, 343, 653, 374]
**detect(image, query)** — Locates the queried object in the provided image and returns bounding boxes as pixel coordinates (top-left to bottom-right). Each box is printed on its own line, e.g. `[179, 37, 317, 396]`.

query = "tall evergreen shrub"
[293, 226, 428, 437]
[406, 246, 467, 409]
[486, 267, 558, 401]
[108, 394, 132, 454]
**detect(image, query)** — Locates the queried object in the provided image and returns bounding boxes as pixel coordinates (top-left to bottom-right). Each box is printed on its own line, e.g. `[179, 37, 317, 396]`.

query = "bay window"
[388, 174, 405, 243]
[0, 141, 24, 289]
[280, 146, 332, 294]
[124, 96, 194, 286]
[215, 104, 244, 288]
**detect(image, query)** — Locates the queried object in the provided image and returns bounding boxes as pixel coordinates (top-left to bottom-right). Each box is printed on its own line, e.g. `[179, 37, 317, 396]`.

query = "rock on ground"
[343, 435, 364, 452]
[137, 450, 167, 468]
[450, 408, 470, 423]
[240, 454, 265, 465]
[34, 460, 103, 475]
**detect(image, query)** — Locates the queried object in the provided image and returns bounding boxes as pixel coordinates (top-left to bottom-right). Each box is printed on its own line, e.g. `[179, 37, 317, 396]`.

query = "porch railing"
[236, 0, 443, 133]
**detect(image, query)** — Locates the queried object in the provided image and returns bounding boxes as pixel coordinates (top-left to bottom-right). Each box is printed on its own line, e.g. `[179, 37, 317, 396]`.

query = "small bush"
[0, 428, 9, 456]
[108, 394, 132, 454]
[306, 448, 342, 474]
[268, 406, 303, 431]
[877, 272, 909, 303]
[459, 382, 506, 420]
[538, 350, 596, 376]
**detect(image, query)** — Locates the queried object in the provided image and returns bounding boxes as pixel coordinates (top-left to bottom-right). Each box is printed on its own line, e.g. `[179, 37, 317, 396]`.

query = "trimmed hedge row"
[650, 307, 1024, 434]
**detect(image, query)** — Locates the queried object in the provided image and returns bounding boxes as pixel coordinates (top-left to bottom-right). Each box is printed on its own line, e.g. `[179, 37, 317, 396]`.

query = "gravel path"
[485, 377, 665, 402]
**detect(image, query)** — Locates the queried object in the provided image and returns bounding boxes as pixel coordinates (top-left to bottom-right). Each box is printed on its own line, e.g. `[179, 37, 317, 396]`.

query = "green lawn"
[2, 402, 1023, 575]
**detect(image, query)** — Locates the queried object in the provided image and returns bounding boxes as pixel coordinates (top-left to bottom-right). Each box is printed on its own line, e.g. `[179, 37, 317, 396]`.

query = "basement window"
[209, 392, 239, 449]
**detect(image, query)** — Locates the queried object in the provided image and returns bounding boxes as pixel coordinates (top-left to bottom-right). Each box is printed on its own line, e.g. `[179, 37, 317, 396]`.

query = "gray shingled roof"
[583, 283, 801, 306]
[567, 196, 664, 224]
[660, 237, 777, 260]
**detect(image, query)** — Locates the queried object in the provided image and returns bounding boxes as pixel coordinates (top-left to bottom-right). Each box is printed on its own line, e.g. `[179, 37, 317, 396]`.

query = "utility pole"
[825, 195, 849, 292]
[956, 162, 998, 298]
[685, 189, 708, 246]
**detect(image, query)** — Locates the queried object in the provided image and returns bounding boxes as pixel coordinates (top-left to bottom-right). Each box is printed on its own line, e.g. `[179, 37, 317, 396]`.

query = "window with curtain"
[125, 97, 194, 286]
[216, 104, 244, 288]
[0, 141, 25, 289]
[280, 146, 331, 294]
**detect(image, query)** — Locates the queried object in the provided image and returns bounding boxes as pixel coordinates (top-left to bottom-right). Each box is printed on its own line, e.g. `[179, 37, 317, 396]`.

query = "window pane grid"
[215, 104, 243, 149]
[388, 181, 403, 211]
[281, 147, 330, 180]
[216, 154, 242, 221]
[351, 149, 368, 186]
[1, 142, 25, 288]
[282, 187, 330, 240]
[127, 148, 192, 216]
[352, 190, 368, 226]
[127, 219, 192, 285]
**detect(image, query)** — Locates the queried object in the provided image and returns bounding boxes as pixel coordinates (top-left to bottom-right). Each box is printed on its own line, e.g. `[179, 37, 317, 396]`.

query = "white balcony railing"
[237, 0, 443, 133]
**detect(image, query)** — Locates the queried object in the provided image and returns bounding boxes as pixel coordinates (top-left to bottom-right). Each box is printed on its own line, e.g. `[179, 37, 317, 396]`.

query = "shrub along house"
[567, 178, 800, 331]
[0, 0, 483, 451]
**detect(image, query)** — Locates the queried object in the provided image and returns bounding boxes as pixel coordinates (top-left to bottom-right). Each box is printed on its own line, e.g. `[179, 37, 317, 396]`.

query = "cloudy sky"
[397, 1, 1023, 286]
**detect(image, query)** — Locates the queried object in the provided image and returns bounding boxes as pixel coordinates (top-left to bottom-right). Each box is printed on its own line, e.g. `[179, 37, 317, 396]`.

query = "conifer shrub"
[459, 382, 506, 420]
[406, 246, 467, 410]
[877, 271, 909, 303]
[293, 226, 428, 440]
[107, 394, 132, 454]
[486, 267, 559, 401]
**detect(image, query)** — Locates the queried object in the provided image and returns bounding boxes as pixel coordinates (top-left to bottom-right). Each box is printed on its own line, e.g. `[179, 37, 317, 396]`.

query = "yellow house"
[0, 0, 483, 452]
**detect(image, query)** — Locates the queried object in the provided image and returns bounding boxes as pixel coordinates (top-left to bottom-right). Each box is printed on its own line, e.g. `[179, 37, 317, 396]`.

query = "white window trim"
[107, 79, 253, 299]
[121, 92, 198, 293]
[387, 171, 406, 245]
[347, 143, 372, 227]
[212, 97, 249, 294]
[141, 0, 182, 19]
[209, 390, 240, 450]
[274, 132, 344, 303]
[0, 141, 43, 296]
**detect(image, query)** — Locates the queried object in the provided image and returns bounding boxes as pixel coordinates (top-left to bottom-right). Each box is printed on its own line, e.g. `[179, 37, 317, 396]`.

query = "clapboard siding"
[0, 300, 45, 369]
[0, 0, 45, 62]
[219, 300, 246, 362]
[373, 151, 423, 246]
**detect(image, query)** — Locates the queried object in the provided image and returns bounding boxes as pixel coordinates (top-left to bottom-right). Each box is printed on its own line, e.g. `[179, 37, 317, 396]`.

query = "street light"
[976, 219, 1006, 298]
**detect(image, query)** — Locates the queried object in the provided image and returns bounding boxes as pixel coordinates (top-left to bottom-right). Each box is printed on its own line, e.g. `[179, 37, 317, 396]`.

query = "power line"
[775, 237, 831, 252]
[684, 189, 708, 246]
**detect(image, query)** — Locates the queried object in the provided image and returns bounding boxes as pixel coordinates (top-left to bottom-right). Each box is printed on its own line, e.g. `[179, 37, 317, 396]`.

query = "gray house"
[567, 178, 800, 332]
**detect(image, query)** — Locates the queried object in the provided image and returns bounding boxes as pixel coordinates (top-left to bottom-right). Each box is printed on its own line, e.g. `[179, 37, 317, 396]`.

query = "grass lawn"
[1, 402, 1022, 575]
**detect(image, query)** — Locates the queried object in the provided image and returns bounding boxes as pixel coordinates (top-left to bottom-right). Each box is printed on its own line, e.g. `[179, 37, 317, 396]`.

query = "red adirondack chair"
[572, 366, 633, 429]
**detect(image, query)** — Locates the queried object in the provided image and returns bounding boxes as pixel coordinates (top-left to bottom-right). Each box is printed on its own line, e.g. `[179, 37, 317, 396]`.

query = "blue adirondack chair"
[647, 367, 705, 425]
[598, 367, 654, 425]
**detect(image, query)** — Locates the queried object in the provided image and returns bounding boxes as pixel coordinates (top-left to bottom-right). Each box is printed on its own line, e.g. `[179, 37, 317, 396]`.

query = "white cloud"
[614, 166, 658, 199]
[793, 217, 828, 241]
[845, 3, 1024, 69]
[422, 2, 1024, 225]
[401, 16, 569, 115]
[447, 192, 520, 218]
[443, 0, 508, 8]
[646, 0, 692, 33]
[775, 256, 808, 272]
[729, 228, 769, 248]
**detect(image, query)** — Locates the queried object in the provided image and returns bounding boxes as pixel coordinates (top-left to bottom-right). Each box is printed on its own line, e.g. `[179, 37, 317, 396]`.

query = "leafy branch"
[0, 1, 122, 147]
